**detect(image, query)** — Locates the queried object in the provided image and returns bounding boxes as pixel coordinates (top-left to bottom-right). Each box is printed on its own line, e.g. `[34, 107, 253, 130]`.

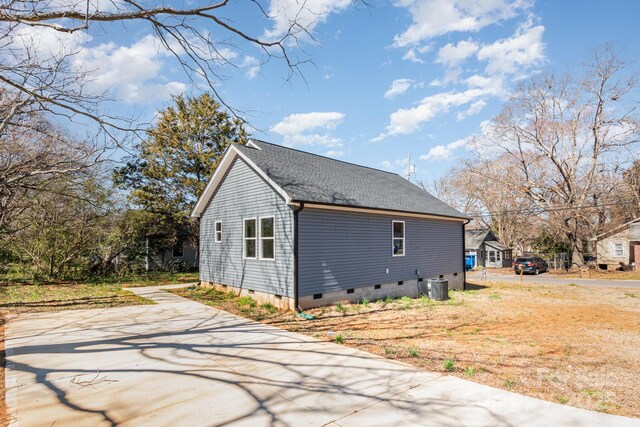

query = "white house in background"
[465, 229, 513, 269]
[592, 217, 640, 270]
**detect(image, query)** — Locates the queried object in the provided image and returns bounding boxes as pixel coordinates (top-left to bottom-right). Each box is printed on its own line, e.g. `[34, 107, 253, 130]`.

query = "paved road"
[467, 271, 640, 289]
[5, 285, 639, 426]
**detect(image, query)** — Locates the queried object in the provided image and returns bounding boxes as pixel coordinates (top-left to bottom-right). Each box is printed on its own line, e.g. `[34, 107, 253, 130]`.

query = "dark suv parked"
[514, 256, 548, 275]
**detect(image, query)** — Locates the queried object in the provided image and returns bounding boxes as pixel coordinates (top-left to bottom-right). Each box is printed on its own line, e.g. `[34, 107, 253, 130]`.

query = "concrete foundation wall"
[298, 272, 464, 309]
[200, 281, 295, 311]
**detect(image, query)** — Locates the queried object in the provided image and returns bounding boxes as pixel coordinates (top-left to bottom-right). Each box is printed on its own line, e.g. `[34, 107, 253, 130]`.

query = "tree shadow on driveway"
[3, 292, 578, 427]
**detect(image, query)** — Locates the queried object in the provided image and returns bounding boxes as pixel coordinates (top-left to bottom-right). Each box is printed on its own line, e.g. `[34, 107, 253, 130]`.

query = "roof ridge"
[248, 139, 400, 177]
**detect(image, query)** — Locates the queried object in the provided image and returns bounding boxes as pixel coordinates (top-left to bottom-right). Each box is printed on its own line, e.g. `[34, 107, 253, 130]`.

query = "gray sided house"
[465, 229, 513, 269]
[592, 218, 640, 270]
[192, 140, 469, 310]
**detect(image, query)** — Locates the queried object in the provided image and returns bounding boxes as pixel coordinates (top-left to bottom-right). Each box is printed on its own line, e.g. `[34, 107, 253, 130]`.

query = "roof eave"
[291, 199, 471, 222]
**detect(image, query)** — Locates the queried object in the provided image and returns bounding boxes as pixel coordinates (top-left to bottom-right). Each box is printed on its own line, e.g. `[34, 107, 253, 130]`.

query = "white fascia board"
[191, 145, 292, 218]
[300, 203, 467, 222]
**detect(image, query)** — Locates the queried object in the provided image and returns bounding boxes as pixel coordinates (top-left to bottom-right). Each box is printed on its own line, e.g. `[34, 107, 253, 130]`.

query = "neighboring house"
[465, 229, 513, 269]
[191, 140, 469, 310]
[148, 237, 198, 271]
[592, 218, 640, 270]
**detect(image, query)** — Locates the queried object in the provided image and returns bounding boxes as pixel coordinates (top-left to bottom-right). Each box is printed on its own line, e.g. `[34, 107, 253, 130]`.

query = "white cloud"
[373, 87, 496, 140]
[74, 35, 185, 103]
[325, 149, 345, 158]
[456, 99, 486, 120]
[385, 79, 414, 99]
[8, 24, 91, 64]
[402, 49, 424, 63]
[436, 38, 479, 68]
[272, 112, 345, 147]
[477, 20, 545, 75]
[264, 0, 352, 41]
[420, 137, 468, 161]
[393, 0, 532, 47]
[242, 56, 261, 79]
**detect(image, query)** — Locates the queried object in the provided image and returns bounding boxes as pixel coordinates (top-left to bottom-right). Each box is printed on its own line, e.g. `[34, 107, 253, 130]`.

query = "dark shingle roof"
[236, 140, 468, 220]
[465, 229, 490, 249]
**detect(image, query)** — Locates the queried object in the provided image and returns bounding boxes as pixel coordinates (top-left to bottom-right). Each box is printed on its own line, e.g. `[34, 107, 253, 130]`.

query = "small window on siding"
[260, 217, 275, 260]
[496, 251, 501, 261]
[243, 218, 257, 259]
[215, 221, 222, 243]
[392, 220, 405, 256]
[614, 243, 624, 257]
[489, 251, 496, 263]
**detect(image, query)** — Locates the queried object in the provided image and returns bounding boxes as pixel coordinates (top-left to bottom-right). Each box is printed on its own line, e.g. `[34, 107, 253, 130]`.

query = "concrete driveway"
[467, 271, 640, 288]
[5, 285, 639, 427]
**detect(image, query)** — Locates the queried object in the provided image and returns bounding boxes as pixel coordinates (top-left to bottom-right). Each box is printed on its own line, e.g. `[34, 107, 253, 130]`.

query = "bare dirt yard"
[171, 281, 640, 418]
[482, 266, 640, 281]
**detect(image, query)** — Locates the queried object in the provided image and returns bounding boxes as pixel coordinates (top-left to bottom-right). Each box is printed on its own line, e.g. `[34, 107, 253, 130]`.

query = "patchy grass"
[550, 270, 640, 281]
[117, 272, 199, 287]
[0, 280, 159, 426]
[0, 271, 199, 288]
[0, 283, 153, 314]
[171, 281, 640, 418]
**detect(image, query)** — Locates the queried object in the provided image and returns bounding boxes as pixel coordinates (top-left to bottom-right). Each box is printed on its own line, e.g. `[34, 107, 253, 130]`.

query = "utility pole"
[406, 152, 414, 182]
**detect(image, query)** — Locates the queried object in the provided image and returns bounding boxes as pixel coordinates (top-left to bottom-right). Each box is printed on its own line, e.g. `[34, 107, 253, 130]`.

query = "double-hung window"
[392, 221, 405, 256]
[215, 221, 222, 243]
[243, 218, 257, 259]
[260, 217, 275, 260]
[614, 243, 624, 257]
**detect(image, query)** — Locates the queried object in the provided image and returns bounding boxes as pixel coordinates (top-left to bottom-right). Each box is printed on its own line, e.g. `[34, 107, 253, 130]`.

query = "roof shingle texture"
[236, 140, 468, 219]
[465, 229, 490, 249]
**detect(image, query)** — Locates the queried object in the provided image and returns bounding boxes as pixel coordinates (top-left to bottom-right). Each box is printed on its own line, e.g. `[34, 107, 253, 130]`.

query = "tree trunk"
[569, 235, 583, 268]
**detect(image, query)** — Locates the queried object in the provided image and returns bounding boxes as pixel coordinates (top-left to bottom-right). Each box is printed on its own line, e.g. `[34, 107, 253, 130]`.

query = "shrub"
[261, 303, 278, 313]
[443, 358, 456, 371]
[335, 302, 348, 315]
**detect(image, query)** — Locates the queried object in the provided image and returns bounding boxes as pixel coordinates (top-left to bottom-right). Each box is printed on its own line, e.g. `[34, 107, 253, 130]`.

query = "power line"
[471, 199, 639, 217]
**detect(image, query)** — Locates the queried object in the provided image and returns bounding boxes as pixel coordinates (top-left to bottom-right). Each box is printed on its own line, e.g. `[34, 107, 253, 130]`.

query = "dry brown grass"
[550, 270, 640, 280]
[172, 281, 640, 417]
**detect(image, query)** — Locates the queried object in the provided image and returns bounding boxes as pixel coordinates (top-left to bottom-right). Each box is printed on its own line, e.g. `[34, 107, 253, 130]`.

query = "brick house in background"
[592, 217, 640, 270]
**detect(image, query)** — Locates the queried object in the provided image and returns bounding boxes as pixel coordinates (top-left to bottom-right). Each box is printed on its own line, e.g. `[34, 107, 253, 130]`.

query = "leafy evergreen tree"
[114, 93, 248, 254]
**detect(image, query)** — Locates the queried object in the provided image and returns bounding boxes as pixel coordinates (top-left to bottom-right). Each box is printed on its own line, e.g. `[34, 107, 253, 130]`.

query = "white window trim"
[243, 217, 257, 260]
[214, 221, 222, 243]
[259, 216, 275, 261]
[392, 220, 405, 257]
[613, 242, 624, 257]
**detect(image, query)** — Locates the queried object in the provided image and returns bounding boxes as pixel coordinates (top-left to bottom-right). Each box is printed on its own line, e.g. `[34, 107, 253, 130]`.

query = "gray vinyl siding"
[199, 158, 294, 297]
[298, 208, 464, 296]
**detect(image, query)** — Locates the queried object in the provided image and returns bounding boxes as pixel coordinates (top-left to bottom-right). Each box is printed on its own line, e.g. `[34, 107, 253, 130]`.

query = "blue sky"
[27, 0, 640, 183]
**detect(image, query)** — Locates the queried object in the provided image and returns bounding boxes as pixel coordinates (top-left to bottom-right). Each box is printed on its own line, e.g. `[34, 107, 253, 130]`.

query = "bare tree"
[468, 44, 639, 265]
[427, 158, 537, 253]
[0, 92, 104, 232]
[0, 0, 341, 132]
